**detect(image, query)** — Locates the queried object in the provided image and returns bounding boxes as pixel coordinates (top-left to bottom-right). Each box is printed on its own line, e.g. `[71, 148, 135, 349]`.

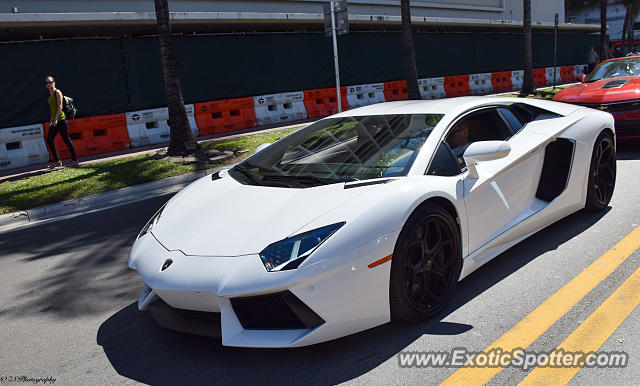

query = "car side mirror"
[254, 143, 272, 154]
[578, 75, 586, 83]
[463, 141, 511, 179]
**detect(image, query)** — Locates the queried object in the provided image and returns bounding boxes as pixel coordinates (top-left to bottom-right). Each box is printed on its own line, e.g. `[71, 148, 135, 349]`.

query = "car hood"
[553, 76, 640, 104]
[151, 173, 384, 256]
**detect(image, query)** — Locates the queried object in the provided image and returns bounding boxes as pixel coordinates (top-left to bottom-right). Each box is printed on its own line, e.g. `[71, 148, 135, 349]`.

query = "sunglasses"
[45, 81, 54, 85]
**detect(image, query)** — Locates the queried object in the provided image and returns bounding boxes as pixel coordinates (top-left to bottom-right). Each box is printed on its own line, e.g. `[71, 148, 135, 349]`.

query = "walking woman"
[45, 75, 78, 168]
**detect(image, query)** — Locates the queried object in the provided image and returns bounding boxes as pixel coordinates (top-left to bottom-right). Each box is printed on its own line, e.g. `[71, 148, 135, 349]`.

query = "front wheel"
[585, 131, 616, 211]
[389, 203, 461, 322]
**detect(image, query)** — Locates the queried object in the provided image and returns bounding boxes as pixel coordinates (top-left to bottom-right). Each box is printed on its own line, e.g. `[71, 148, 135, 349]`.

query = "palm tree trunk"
[154, 0, 199, 156]
[401, 0, 421, 100]
[521, 0, 535, 95]
[599, 0, 608, 62]
[622, 6, 630, 51]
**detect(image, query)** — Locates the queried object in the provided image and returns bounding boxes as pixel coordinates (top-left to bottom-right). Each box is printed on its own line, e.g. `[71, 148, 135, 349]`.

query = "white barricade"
[418, 77, 446, 100]
[345, 83, 386, 109]
[469, 73, 493, 95]
[0, 123, 49, 170]
[253, 91, 307, 126]
[545, 67, 562, 85]
[511, 70, 524, 91]
[574, 64, 587, 78]
[125, 104, 199, 148]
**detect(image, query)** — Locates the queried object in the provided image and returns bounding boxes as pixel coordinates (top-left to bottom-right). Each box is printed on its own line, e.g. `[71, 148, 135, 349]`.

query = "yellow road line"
[520, 264, 640, 385]
[441, 225, 640, 386]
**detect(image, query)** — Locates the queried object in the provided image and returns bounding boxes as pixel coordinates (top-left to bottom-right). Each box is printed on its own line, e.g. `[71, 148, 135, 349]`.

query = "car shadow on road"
[97, 208, 609, 385]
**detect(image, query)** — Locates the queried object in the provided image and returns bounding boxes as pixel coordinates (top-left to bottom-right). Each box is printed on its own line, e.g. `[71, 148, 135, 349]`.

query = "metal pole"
[553, 12, 558, 89]
[330, 1, 342, 112]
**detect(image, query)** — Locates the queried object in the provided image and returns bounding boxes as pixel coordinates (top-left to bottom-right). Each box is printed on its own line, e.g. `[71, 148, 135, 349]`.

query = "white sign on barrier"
[545, 67, 562, 85]
[469, 73, 493, 95]
[511, 70, 524, 91]
[125, 105, 199, 148]
[253, 92, 307, 126]
[345, 83, 386, 109]
[0, 123, 49, 170]
[574, 64, 587, 79]
[418, 77, 446, 100]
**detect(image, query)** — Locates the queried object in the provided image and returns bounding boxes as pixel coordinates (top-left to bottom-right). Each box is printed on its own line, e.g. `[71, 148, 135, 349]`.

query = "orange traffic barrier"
[303, 87, 349, 119]
[194, 97, 257, 136]
[383, 81, 408, 101]
[444, 75, 471, 98]
[44, 113, 130, 160]
[533, 68, 547, 88]
[560, 66, 576, 83]
[491, 71, 513, 93]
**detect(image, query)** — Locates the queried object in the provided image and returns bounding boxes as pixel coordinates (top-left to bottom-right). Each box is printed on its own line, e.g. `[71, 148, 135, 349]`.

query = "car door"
[455, 107, 546, 256]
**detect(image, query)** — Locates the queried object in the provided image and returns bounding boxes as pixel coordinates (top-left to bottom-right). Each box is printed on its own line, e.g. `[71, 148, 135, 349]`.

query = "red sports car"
[553, 55, 640, 140]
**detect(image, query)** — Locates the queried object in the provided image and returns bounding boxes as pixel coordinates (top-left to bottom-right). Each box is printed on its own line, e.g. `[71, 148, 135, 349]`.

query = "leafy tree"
[401, 0, 421, 100]
[153, 0, 200, 156]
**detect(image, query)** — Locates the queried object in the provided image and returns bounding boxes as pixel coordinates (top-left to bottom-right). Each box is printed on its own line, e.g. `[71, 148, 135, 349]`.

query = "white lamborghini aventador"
[128, 96, 616, 348]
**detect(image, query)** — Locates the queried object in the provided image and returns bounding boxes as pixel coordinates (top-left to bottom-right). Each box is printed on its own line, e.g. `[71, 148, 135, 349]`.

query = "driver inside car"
[447, 124, 472, 158]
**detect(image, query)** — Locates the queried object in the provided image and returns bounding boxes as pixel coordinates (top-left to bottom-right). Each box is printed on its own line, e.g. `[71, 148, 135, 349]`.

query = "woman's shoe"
[47, 161, 63, 169]
[69, 160, 80, 168]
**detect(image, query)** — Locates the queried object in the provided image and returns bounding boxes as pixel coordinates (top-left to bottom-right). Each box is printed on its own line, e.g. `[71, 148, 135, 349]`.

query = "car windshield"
[230, 114, 443, 187]
[585, 57, 640, 82]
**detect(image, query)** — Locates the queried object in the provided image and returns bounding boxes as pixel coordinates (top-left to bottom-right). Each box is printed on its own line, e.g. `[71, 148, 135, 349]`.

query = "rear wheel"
[585, 131, 616, 211]
[389, 203, 461, 321]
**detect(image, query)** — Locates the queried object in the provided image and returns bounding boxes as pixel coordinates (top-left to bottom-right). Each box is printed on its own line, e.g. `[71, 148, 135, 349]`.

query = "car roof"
[328, 96, 581, 119]
[600, 55, 640, 64]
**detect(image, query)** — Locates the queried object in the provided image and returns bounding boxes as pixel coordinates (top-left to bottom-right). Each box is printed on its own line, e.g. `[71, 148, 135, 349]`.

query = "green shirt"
[48, 91, 66, 122]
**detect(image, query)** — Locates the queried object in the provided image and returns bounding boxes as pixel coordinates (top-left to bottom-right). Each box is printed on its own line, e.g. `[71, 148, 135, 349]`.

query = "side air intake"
[536, 139, 575, 202]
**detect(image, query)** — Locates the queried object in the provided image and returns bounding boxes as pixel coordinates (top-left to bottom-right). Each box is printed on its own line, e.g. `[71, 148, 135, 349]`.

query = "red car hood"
[553, 76, 640, 105]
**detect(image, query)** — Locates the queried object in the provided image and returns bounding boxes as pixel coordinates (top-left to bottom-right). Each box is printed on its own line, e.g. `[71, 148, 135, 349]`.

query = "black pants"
[46, 119, 77, 162]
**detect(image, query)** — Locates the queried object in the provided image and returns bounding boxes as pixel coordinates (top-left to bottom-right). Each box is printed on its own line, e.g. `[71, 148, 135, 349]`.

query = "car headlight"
[259, 222, 345, 272]
[137, 203, 167, 240]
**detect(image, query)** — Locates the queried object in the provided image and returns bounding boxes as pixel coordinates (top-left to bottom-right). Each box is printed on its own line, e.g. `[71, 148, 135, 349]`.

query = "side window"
[427, 142, 461, 176]
[498, 108, 524, 133]
[445, 108, 512, 166]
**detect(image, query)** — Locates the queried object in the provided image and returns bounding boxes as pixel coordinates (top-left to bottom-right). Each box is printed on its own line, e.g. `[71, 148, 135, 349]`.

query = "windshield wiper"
[232, 164, 263, 185]
[262, 175, 359, 186]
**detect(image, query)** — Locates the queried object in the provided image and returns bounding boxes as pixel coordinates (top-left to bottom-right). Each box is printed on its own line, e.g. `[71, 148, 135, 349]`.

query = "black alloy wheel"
[390, 202, 461, 321]
[585, 131, 616, 211]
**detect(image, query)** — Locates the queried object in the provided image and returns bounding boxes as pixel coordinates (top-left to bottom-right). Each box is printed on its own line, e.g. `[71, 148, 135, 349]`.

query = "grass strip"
[0, 126, 300, 215]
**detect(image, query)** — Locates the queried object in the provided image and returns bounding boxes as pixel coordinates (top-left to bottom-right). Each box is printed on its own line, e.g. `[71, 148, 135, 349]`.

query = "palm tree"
[154, 0, 200, 156]
[622, 0, 640, 52]
[566, 0, 609, 60]
[599, 0, 608, 61]
[520, 0, 535, 95]
[401, 0, 421, 100]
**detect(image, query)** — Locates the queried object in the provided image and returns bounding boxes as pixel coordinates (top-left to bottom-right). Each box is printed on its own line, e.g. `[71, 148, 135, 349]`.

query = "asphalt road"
[1, 146, 639, 385]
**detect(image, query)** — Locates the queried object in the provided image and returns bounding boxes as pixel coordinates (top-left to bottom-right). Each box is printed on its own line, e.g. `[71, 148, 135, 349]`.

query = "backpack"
[63, 95, 77, 119]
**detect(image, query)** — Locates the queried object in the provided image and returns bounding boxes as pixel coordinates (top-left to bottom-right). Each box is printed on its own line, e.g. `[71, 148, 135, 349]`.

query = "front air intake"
[231, 291, 325, 330]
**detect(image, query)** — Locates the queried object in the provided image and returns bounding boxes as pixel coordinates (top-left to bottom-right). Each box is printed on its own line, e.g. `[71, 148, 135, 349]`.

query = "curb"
[0, 165, 227, 234]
